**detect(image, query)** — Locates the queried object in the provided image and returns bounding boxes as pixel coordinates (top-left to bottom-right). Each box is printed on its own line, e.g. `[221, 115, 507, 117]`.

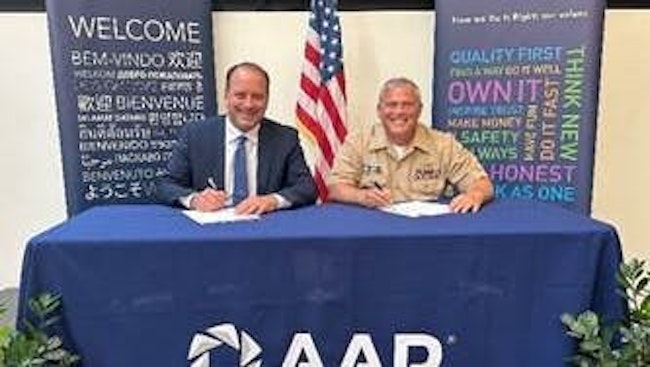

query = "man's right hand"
[190, 188, 228, 212]
[359, 187, 392, 208]
[328, 182, 392, 208]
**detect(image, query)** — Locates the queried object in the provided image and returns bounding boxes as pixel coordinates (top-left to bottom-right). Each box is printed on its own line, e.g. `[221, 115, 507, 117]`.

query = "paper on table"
[380, 201, 451, 218]
[182, 207, 260, 224]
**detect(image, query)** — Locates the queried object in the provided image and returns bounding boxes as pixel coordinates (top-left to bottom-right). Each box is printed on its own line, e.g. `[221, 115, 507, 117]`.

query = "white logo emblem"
[188, 323, 262, 367]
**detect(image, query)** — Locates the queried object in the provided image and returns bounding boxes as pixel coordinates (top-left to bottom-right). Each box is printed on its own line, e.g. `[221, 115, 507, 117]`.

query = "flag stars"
[308, 0, 344, 80]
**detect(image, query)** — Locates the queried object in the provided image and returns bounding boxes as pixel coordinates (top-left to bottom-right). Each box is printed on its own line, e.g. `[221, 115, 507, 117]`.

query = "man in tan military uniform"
[328, 77, 494, 213]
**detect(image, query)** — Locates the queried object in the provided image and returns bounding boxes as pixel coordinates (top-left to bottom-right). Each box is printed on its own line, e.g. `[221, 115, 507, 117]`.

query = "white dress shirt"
[181, 117, 289, 209]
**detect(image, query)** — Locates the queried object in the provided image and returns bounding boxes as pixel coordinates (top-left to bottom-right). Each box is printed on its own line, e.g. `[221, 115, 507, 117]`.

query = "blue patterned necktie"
[232, 135, 248, 205]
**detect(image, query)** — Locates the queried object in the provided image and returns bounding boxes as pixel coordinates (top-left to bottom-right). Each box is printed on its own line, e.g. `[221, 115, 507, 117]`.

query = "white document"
[182, 207, 260, 225]
[380, 201, 451, 218]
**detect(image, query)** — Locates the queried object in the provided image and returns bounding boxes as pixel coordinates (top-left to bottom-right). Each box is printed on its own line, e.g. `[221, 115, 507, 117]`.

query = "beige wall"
[0, 10, 647, 288]
[592, 10, 650, 262]
[0, 14, 65, 288]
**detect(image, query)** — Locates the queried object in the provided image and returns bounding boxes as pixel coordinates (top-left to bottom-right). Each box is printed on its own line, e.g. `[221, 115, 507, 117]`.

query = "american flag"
[296, 0, 348, 202]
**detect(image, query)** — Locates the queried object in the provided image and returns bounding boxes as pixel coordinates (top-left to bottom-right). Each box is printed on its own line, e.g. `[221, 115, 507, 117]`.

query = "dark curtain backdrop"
[0, 0, 647, 11]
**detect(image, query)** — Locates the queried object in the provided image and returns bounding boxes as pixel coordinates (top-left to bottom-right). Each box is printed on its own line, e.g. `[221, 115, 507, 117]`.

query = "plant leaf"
[636, 277, 649, 294]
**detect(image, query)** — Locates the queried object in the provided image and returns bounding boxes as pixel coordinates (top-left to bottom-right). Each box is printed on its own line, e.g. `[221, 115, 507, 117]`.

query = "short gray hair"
[378, 77, 422, 105]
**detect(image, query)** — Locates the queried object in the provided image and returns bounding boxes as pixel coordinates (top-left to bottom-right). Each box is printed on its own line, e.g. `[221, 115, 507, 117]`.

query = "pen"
[207, 177, 233, 203]
[373, 181, 383, 190]
[207, 177, 217, 189]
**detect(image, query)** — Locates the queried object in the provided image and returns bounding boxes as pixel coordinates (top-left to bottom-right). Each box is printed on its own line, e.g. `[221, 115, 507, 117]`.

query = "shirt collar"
[225, 116, 260, 145]
[368, 123, 390, 151]
[368, 122, 434, 154]
[411, 124, 435, 154]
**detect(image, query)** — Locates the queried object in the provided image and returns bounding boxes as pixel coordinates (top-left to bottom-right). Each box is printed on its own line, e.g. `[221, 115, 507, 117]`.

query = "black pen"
[373, 181, 383, 190]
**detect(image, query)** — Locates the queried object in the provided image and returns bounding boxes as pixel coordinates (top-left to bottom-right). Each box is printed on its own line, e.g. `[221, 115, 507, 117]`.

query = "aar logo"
[188, 322, 444, 367]
[187, 323, 262, 367]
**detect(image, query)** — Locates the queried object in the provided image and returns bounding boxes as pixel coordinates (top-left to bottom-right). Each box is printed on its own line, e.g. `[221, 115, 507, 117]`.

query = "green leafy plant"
[561, 258, 650, 366]
[0, 293, 79, 366]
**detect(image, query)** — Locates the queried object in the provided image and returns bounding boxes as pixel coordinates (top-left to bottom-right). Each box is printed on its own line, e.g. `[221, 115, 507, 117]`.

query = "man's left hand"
[235, 195, 279, 215]
[449, 192, 484, 213]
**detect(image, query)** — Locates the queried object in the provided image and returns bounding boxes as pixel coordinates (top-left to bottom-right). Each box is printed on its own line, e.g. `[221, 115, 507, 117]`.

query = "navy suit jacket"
[156, 116, 317, 208]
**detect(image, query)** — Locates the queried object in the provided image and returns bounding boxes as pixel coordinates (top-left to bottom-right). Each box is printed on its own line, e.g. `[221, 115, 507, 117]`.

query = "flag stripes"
[296, 0, 347, 201]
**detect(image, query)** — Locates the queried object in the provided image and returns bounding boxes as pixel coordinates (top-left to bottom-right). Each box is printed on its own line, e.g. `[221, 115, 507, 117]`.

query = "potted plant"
[561, 258, 650, 366]
[0, 293, 79, 366]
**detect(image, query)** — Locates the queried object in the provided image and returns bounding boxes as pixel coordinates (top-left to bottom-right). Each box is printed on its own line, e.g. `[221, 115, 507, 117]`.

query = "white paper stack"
[182, 208, 260, 225]
[380, 201, 451, 218]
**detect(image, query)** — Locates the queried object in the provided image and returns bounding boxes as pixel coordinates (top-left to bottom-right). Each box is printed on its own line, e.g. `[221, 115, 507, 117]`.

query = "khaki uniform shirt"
[329, 123, 488, 202]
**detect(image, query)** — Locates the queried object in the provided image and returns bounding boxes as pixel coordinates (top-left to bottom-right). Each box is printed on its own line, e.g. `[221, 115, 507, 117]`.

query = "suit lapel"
[257, 121, 272, 192]
[212, 116, 226, 188]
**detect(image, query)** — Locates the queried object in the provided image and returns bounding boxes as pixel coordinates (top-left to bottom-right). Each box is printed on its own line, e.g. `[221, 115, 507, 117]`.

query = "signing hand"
[190, 188, 228, 212]
[359, 187, 392, 208]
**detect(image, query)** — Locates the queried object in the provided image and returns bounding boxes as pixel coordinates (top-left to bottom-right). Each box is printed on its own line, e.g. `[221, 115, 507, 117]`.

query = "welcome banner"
[433, 0, 605, 214]
[46, 0, 217, 215]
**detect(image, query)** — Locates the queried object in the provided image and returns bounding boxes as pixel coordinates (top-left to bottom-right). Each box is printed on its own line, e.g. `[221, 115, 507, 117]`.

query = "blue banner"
[46, 0, 217, 215]
[433, 0, 605, 214]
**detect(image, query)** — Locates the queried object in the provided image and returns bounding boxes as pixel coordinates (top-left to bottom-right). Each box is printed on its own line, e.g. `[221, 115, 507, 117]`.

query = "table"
[17, 200, 624, 366]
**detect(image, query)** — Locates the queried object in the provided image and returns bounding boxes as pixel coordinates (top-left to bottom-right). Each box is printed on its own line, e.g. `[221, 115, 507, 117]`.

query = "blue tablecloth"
[17, 200, 624, 366]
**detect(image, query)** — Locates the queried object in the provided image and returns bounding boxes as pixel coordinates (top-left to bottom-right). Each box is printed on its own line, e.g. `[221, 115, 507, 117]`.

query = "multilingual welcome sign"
[47, 0, 217, 215]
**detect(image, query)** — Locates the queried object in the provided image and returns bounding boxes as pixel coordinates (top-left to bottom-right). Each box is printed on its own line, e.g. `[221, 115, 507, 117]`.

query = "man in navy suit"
[156, 62, 317, 214]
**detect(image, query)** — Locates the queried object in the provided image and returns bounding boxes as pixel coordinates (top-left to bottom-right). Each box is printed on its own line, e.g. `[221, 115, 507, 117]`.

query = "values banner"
[433, 0, 605, 214]
[46, 0, 217, 215]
